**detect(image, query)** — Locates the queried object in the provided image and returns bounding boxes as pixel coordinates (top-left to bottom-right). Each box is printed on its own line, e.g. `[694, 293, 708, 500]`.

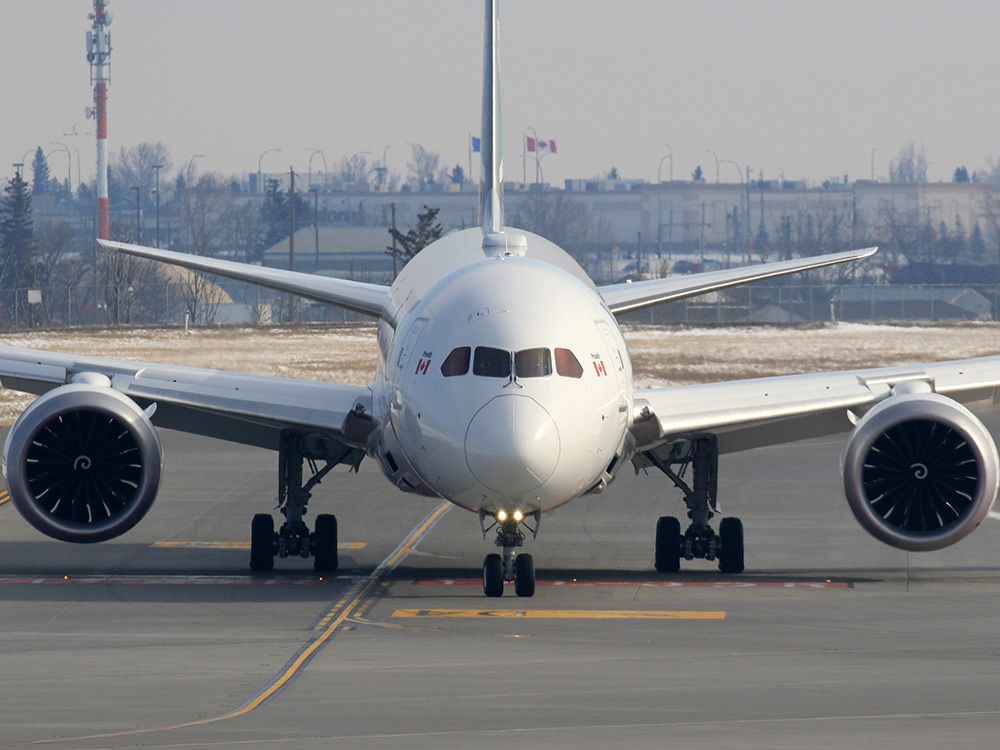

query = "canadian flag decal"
[415, 358, 431, 375]
[593, 360, 607, 377]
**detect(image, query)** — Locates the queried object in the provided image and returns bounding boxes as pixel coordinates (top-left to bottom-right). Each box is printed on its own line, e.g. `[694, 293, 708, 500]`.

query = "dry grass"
[0, 322, 997, 424]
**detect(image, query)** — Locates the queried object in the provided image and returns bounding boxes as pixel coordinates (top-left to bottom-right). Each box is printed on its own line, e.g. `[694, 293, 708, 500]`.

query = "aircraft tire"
[655, 516, 681, 573]
[250, 513, 275, 572]
[718, 517, 745, 574]
[483, 553, 504, 597]
[514, 553, 535, 597]
[313, 514, 339, 572]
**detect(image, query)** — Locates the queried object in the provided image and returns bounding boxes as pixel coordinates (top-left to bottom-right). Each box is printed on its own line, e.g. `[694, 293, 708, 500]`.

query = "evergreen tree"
[692, 165, 705, 183]
[953, 166, 970, 183]
[969, 221, 987, 260]
[753, 220, 770, 261]
[31, 147, 49, 196]
[449, 164, 465, 185]
[387, 205, 443, 266]
[257, 178, 310, 260]
[0, 172, 36, 308]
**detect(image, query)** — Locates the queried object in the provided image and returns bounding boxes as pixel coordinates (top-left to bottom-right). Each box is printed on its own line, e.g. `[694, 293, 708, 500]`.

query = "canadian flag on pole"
[526, 136, 557, 154]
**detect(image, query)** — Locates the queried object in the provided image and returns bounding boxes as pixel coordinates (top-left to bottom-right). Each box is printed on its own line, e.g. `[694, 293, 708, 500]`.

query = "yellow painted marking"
[392, 608, 727, 620]
[0, 490, 9, 507]
[150, 540, 367, 550]
[26, 501, 453, 746]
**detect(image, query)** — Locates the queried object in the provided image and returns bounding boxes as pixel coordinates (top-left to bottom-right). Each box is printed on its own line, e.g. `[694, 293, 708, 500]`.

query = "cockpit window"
[473, 347, 511, 378]
[515, 348, 552, 378]
[554, 348, 584, 378]
[440, 347, 471, 377]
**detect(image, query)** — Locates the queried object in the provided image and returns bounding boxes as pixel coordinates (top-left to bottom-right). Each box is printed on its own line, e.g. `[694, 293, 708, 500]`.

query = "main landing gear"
[249, 430, 361, 573]
[643, 435, 745, 574]
[480, 510, 540, 597]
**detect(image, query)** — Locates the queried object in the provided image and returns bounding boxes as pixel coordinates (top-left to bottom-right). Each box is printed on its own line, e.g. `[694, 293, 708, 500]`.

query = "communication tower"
[86, 1, 112, 239]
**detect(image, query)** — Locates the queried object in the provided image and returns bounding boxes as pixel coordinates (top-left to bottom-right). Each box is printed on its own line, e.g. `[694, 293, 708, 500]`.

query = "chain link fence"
[0, 282, 996, 331]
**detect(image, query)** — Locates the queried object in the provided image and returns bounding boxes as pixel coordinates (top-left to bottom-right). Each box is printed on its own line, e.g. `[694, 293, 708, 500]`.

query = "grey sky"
[5, 1, 999, 187]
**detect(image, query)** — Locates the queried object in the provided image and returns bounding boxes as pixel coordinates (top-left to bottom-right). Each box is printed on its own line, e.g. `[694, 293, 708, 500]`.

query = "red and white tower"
[86, 0, 112, 240]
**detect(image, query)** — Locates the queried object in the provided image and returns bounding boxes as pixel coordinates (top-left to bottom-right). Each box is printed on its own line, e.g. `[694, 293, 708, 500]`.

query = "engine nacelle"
[842, 389, 999, 551]
[3, 383, 162, 543]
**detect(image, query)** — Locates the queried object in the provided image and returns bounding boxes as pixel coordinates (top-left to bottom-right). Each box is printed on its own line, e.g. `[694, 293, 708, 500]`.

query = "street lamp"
[307, 147, 327, 188]
[50, 142, 73, 192]
[721, 160, 746, 268]
[657, 145, 673, 183]
[706, 149, 720, 184]
[309, 187, 320, 271]
[257, 148, 281, 194]
[186, 154, 204, 182]
[130, 186, 141, 243]
[152, 163, 163, 248]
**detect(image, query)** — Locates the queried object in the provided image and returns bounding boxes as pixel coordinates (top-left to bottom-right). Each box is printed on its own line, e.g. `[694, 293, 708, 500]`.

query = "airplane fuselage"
[371, 228, 634, 517]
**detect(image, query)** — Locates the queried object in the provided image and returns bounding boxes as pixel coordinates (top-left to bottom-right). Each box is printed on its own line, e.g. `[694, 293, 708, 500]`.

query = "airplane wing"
[0, 345, 373, 452]
[599, 247, 877, 315]
[631, 356, 1000, 455]
[98, 240, 390, 318]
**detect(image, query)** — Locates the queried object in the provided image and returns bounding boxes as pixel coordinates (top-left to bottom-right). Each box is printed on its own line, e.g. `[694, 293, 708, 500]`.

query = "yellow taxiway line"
[24, 501, 453, 746]
[393, 608, 727, 620]
[150, 540, 367, 550]
[0, 489, 10, 507]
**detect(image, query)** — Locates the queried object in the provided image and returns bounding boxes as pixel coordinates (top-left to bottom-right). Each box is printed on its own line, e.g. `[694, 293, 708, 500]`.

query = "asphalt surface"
[1, 414, 1000, 749]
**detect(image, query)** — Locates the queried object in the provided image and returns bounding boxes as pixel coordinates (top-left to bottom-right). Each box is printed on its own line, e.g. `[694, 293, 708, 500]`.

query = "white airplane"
[2, 1, 999, 598]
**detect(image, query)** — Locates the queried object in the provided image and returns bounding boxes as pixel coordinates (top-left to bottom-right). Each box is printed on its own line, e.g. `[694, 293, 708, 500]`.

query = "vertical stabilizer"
[480, 0, 504, 236]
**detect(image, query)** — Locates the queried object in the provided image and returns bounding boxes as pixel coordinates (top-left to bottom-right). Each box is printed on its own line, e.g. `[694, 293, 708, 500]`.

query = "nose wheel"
[481, 511, 538, 597]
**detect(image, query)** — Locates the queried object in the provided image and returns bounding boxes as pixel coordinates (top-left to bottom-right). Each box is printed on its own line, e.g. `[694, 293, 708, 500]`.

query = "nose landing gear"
[480, 510, 539, 597]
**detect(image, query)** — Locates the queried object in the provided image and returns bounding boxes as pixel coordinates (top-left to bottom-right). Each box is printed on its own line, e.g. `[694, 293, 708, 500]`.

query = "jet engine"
[842, 387, 999, 551]
[3, 382, 162, 543]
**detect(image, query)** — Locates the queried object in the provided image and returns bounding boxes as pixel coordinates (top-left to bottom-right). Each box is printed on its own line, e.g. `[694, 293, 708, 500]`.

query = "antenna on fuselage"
[479, 0, 504, 237]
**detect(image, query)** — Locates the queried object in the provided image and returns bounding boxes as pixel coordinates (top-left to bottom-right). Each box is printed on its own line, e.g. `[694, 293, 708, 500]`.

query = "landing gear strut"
[249, 430, 360, 573]
[480, 510, 539, 597]
[644, 435, 744, 574]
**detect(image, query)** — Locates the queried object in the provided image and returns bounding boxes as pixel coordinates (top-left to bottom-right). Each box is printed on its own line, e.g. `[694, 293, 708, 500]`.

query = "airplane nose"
[465, 395, 561, 495]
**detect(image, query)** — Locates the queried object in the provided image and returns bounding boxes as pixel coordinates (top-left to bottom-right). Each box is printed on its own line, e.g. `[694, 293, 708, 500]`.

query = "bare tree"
[331, 153, 370, 189]
[511, 192, 589, 248]
[173, 174, 232, 324]
[888, 142, 928, 184]
[101, 221, 156, 324]
[111, 142, 173, 192]
[980, 187, 1000, 267]
[406, 145, 443, 191]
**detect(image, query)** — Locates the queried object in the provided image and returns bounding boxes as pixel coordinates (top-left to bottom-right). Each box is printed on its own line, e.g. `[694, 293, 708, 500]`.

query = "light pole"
[706, 149, 720, 184]
[152, 163, 163, 248]
[12, 163, 24, 179]
[721, 160, 745, 268]
[657, 145, 673, 183]
[870, 148, 876, 181]
[186, 154, 204, 183]
[257, 148, 281, 194]
[20, 149, 33, 185]
[307, 147, 327, 188]
[309, 187, 320, 271]
[50, 142, 73, 193]
[131, 186, 141, 243]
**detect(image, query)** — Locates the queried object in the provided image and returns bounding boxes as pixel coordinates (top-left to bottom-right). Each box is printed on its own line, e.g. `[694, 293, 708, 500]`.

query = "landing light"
[497, 510, 508, 522]
[513, 510, 524, 522]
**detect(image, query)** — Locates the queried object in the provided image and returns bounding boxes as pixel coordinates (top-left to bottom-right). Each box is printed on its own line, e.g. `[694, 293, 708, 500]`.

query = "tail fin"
[479, 0, 504, 235]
